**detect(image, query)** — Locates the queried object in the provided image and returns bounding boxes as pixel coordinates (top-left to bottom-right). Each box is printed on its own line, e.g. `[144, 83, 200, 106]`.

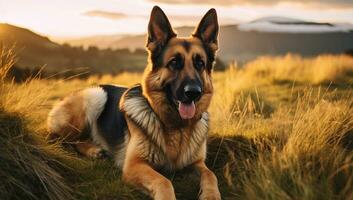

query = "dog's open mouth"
[165, 85, 198, 120]
[178, 101, 196, 119]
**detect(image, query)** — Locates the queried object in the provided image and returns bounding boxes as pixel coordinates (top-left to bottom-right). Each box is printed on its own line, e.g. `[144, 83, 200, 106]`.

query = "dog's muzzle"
[183, 84, 202, 103]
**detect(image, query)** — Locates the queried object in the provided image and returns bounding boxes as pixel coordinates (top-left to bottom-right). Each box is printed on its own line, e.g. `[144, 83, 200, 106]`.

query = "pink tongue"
[178, 101, 196, 119]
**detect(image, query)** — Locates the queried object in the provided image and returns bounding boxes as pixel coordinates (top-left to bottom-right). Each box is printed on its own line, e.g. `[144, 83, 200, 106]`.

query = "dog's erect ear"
[193, 8, 219, 51]
[146, 6, 176, 52]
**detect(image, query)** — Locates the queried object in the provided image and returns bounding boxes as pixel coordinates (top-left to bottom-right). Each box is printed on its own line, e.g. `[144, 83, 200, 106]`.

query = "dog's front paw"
[199, 189, 221, 200]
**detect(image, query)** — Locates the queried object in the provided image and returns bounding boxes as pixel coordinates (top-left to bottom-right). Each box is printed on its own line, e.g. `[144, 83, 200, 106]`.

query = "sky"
[0, 0, 352, 37]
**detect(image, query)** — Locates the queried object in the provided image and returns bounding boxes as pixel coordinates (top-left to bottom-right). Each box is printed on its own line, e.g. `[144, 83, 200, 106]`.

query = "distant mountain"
[218, 24, 353, 62]
[238, 16, 353, 33]
[55, 17, 353, 63]
[53, 34, 127, 49]
[54, 26, 195, 50]
[0, 23, 147, 74]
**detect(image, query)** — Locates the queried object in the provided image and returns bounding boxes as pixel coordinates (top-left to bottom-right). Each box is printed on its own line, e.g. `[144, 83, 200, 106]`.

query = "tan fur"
[165, 37, 207, 65]
[194, 160, 221, 200]
[75, 140, 103, 158]
[47, 92, 86, 141]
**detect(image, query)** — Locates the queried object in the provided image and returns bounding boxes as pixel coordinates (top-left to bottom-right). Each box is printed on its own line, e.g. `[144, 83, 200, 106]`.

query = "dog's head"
[142, 6, 219, 125]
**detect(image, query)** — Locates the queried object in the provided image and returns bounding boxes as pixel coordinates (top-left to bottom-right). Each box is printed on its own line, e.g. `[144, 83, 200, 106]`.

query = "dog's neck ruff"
[121, 85, 209, 166]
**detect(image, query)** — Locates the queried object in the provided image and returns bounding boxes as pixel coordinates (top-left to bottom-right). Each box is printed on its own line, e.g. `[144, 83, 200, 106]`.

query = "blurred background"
[1, 0, 353, 79]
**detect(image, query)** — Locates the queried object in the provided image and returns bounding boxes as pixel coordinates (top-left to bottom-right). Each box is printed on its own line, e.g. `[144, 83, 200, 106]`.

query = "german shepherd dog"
[47, 6, 220, 200]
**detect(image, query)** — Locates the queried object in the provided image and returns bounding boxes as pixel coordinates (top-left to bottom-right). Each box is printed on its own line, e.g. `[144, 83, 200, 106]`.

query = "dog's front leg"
[122, 118, 176, 200]
[194, 160, 221, 200]
[122, 155, 176, 200]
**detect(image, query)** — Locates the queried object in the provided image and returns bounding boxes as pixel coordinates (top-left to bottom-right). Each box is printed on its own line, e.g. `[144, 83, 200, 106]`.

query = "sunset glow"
[0, 0, 352, 37]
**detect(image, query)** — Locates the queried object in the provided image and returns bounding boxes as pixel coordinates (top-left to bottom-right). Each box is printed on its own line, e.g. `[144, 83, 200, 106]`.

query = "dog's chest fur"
[121, 86, 209, 170]
[164, 127, 204, 167]
[165, 130, 184, 162]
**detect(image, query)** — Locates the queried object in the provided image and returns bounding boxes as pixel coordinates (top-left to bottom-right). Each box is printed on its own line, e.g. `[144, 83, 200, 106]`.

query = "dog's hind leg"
[47, 92, 87, 142]
[47, 87, 108, 156]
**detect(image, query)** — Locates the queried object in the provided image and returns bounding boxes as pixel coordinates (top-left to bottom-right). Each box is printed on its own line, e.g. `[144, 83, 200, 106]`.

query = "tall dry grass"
[239, 54, 353, 85]
[0, 47, 79, 200]
[210, 54, 353, 136]
[232, 93, 353, 199]
[0, 46, 16, 82]
[208, 54, 353, 199]
[0, 51, 352, 199]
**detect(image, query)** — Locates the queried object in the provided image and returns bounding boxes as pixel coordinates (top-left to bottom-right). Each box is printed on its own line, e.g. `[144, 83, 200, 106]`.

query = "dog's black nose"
[184, 85, 202, 102]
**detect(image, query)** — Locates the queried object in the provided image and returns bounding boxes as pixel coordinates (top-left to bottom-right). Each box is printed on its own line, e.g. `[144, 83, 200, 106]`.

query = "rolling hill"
[0, 23, 147, 75]
[58, 17, 353, 63]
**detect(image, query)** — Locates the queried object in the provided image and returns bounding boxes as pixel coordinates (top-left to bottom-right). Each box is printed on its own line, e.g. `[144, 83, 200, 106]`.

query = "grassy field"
[1, 49, 353, 199]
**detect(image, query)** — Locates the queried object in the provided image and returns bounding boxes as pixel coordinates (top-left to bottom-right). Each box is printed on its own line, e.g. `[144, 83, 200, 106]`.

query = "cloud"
[83, 10, 127, 20]
[83, 10, 234, 24]
[149, 0, 353, 9]
[168, 14, 237, 25]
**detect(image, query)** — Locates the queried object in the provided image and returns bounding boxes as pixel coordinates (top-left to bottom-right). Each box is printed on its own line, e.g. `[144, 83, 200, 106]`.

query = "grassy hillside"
[0, 23, 147, 74]
[1, 48, 352, 199]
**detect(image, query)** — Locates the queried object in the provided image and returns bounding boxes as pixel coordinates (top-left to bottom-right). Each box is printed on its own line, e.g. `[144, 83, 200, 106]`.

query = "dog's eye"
[194, 56, 205, 70]
[168, 57, 183, 70]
